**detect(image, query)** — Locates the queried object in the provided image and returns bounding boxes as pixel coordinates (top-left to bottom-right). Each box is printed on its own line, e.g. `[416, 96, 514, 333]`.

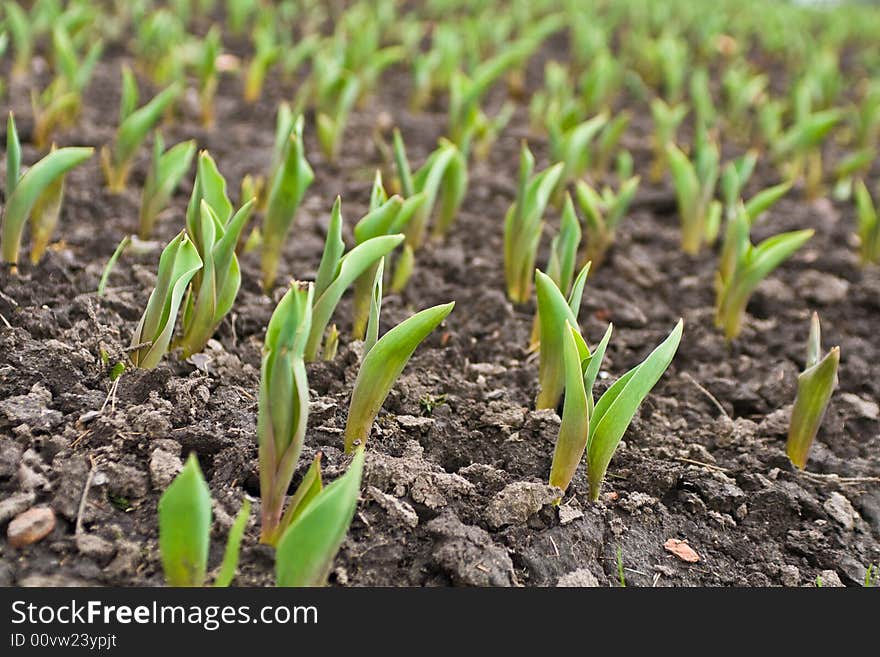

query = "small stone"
[484, 481, 562, 529]
[0, 384, 62, 431]
[557, 568, 600, 587]
[823, 492, 858, 531]
[816, 570, 844, 587]
[558, 505, 584, 525]
[8, 507, 56, 547]
[149, 448, 183, 490]
[839, 393, 879, 420]
[779, 565, 800, 587]
[663, 538, 700, 563]
[618, 492, 659, 514]
[0, 491, 36, 523]
[367, 486, 419, 528]
[395, 415, 435, 431]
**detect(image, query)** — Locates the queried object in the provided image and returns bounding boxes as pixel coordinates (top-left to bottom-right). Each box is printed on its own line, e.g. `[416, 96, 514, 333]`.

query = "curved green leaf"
[159, 453, 212, 587]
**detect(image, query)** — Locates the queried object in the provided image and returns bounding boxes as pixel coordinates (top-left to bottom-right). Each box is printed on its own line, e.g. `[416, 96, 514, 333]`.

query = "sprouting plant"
[343, 302, 455, 452]
[668, 132, 722, 254]
[227, 0, 260, 35]
[130, 231, 203, 368]
[690, 67, 717, 130]
[139, 134, 197, 239]
[258, 282, 324, 545]
[97, 235, 131, 297]
[550, 319, 682, 500]
[547, 112, 608, 200]
[593, 112, 631, 177]
[134, 8, 186, 84]
[158, 453, 250, 587]
[787, 313, 840, 470]
[617, 546, 627, 587]
[649, 98, 688, 182]
[831, 149, 874, 202]
[275, 448, 364, 587]
[243, 19, 279, 103]
[261, 112, 314, 291]
[504, 144, 564, 304]
[773, 107, 843, 200]
[579, 47, 622, 115]
[178, 153, 255, 359]
[311, 55, 361, 163]
[4, 0, 32, 78]
[720, 150, 758, 220]
[855, 179, 880, 266]
[195, 25, 221, 127]
[722, 64, 767, 137]
[574, 176, 640, 267]
[101, 69, 182, 192]
[714, 205, 813, 340]
[2, 113, 93, 267]
[529, 196, 582, 351]
[304, 198, 404, 361]
[392, 129, 468, 250]
[351, 172, 423, 339]
[534, 267, 591, 411]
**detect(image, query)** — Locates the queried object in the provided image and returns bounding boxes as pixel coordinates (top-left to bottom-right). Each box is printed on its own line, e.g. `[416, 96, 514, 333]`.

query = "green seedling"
[715, 205, 813, 340]
[504, 144, 564, 304]
[722, 64, 767, 138]
[275, 448, 364, 587]
[550, 319, 682, 499]
[243, 20, 280, 102]
[547, 112, 608, 199]
[720, 150, 758, 220]
[649, 98, 687, 182]
[258, 282, 323, 545]
[786, 313, 839, 470]
[831, 149, 874, 202]
[179, 154, 255, 358]
[97, 235, 132, 296]
[343, 302, 454, 452]
[668, 133, 722, 254]
[5, 0, 32, 77]
[690, 67, 717, 130]
[139, 134, 197, 239]
[101, 69, 182, 192]
[773, 107, 843, 200]
[579, 47, 623, 115]
[304, 197, 404, 361]
[535, 266, 590, 410]
[195, 25, 221, 127]
[158, 453, 250, 587]
[2, 113, 93, 267]
[593, 112, 631, 177]
[261, 112, 314, 292]
[855, 179, 880, 265]
[134, 8, 186, 84]
[574, 176, 640, 267]
[130, 231, 203, 368]
[392, 129, 468, 250]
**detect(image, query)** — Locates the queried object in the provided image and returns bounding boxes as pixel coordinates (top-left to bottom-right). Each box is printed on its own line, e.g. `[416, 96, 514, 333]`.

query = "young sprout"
[574, 176, 640, 267]
[579, 48, 622, 115]
[130, 231, 203, 368]
[504, 144, 564, 304]
[364, 258, 384, 355]
[855, 180, 880, 266]
[5, 0, 32, 78]
[178, 153, 255, 358]
[668, 131, 722, 254]
[243, 20, 280, 103]
[343, 302, 455, 452]
[593, 112, 631, 177]
[304, 198, 405, 361]
[97, 235, 132, 297]
[547, 112, 608, 201]
[392, 129, 468, 250]
[312, 59, 361, 163]
[138, 134, 197, 239]
[195, 25, 221, 127]
[831, 149, 874, 202]
[773, 107, 843, 200]
[158, 453, 250, 587]
[261, 112, 314, 292]
[275, 448, 365, 587]
[535, 266, 590, 410]
[2, 113, 94, 267]
[786, 313, 839, 470]
[258, 282, 320, 545]
[690, 67, 717, 131]
[101, 69, 182, 192]
[722, 64, 768, 138]
[720, 150, 758, 220]
[649, 98, 688, 182]
[715, 205, 813, 340]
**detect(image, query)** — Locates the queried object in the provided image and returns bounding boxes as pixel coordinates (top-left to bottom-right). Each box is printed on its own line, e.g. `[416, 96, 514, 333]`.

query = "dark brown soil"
[2, 29, 879, 588]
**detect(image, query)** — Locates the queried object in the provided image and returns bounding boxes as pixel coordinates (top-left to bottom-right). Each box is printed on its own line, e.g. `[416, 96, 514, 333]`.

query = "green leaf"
[2, 138, 94, 265]
[587, 320, 683, 500]
[549, 323, 589, 495]
[744, 182, 791, 224]
[314, 197, 345, 301]
[344, 303, 454, 451]
[98, 235, 132, 297]
[275, 448, 364, 587]
[139, 137, 196, 239]
[364, 257, 384, 355]
[213, 499, 251, 588]
[856, 179, 879, 265]
[159, 453, 212, 587]
[6, 112, 21, 197]
[277, 453, 323, 537]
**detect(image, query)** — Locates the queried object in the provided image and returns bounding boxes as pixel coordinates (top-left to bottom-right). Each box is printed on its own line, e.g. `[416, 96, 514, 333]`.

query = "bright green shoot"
[715, 205, 813, 340]
[139, 134, 197, 239]
[786, 313, 839, 470]
[304, 198, 405, 361]
[261, 113, 314, 292]
[101, 70, 182, 192]
[2, 113, 93, 267]
[130, 231, 203, 368]
[258, 282, 315, 545]
[547, 112, 608, 198]
[773, 108, 843, 200]
[179, 153, 255, 358]
[196, 26, 221, 127]
[344, 302, 455, 452]
[721, 150, 758, 220]
[276, 448, 365, 587]
[504, 144, 564, 304]
[831, 149, 874, 202]
[244, 21, 280, 103]
[855, 179, 880, 265]
[667, 133, 721, 254]
[649, 98, 687, 182]
[158, 453, 250, 587]
[535, 266, 590, 410]
[574, 176, 640, 267]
